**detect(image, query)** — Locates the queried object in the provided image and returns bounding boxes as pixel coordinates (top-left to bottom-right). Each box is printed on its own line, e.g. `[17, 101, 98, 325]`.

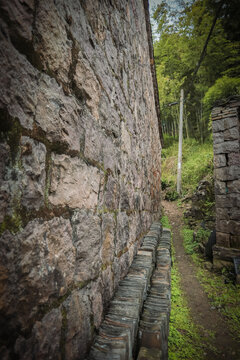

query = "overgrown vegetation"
[182, 228, 240, 342]
[161, 216, 206, 360]
[152, 0, 240, 141]
[183, 227, 211, 255]
[161, 136, 213, 196]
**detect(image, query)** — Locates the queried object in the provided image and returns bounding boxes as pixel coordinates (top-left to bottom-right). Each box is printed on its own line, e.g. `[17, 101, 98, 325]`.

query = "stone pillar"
[212, 96, 240, 269]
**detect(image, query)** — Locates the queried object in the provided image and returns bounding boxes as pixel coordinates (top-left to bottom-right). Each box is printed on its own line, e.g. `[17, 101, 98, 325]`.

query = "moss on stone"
[0, 213, 22, 235]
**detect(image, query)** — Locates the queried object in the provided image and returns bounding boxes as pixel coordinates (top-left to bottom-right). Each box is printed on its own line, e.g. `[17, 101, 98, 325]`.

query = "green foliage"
[182, 228, 198, 255]
[162, 136, 213, 196]
[204, 76, 240, 110]
[165, 189, 179, 201]
[182, 222, 240, 342]
[153, 0, 240, 141]
[195, 228, 211, 244]
[193, 257, 240, 341]
[183, 227, 211, 255]
[169, 247, 205, 359]
[160, 215, 171, 229]
[160, 214, 206, 359]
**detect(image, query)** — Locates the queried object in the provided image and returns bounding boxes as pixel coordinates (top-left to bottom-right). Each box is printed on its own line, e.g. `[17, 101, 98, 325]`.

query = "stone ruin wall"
[212, 96, 240, 269]
[0, 0, 162, 359]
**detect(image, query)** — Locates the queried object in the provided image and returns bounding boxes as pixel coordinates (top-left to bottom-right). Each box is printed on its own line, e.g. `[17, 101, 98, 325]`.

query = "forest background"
[151, 0, 240, 142]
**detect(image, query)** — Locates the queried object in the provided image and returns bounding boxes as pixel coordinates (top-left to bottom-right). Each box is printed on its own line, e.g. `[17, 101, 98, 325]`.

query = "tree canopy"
[153, 0, 240, 142]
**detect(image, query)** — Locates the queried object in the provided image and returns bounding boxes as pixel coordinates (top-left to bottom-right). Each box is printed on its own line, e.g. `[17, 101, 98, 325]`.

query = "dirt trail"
[162, 200, 240, 360]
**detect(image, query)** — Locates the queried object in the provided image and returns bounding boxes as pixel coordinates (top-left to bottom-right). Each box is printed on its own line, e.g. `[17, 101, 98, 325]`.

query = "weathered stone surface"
[0, 38, 38, 129]
[63, 289, 92, 360]
[0, 142, 11, 223]
[212, 119, 224, 133]
[34, 0, 72, 85]
[101, 213, 115, 265]
[21, 137, 46, 209]
[214, 140, 239, 154]
[116, 212, 129, 255]
[229, 208, 240, 220]
[104, 174, 120, 210]
[71, 209, 101, 282]
[215, 166, 240, 181]
[214, 180, 227, 195]
[216, 207, 229, 222]
[35, 76, 84, 151]
[49, 154, 102, 209]
[224, 116, 239, 130]
[216, 232, 230, 247]
[214, 154, 226, 168]
[0, 217, 75, 330]
[0, 0, 34, 43]
[228, 153, 240, 166]
[224, 127, 239, 141]
[74, 53, 101, 119]
[230, 235, 240, 249]
[15, 308, 62, 360]
[213, 132, 224, 145]
[227, 179, 240, 193]
[0, 0, 162, 358]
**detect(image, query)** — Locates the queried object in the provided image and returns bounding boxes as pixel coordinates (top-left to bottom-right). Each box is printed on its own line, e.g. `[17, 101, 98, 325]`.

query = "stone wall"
[0, 0, 162, 359]
[212, 96, 240, 269]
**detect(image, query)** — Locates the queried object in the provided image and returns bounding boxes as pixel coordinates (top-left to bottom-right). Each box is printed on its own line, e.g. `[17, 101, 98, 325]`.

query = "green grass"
[169, 261, 206, 360]
[182, 227, 211, 255]
[194, 257, 240, 342]
[182, 227, 240, 343]
[162, 136, 213, 196]
[161, 215, 206, 360]
[161, 214, 171, 229]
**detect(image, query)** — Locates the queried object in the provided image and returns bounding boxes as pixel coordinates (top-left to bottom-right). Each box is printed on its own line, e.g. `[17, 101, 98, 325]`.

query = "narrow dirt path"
[163, 200, 240, 360]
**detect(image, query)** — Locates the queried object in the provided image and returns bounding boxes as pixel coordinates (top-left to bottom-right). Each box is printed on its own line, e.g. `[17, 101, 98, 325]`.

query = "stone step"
[88, 223, 171, 360]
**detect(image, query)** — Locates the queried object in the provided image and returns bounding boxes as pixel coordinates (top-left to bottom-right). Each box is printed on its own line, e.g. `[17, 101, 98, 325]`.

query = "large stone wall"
[212, 96, 240, 269]
[0, 1, 162, 359]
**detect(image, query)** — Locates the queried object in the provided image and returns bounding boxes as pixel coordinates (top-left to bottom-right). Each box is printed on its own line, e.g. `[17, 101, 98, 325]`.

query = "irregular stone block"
[216, 232, 230, 247]
[34, 0, 72, 85]
[71, 209, 101, 282]
[224, 116, 239, 130]
[15, 308, 62, 360]
[0, 39, 38, 129]
[215, 166, 240, 181]
[35, 76, 84, 151]
[63, 288, 93, 360]
[101, 213, 115, 264]
[227, 179, 240, 193]
[0, 0, 34, 43]
[224, 127, 239, 141]
[20, 137, 46, 209]
[216, 207, 229, 221]
[229, 208, 240, 220]
[214, 154, 226, 168]
[213, 132, 224, 144]
[214, 140, 239, 154]
[230, 235, 240, 249]
[74, 53, 101, 119]
[228, 153, 240, 166]
[49, 154, 102, 209]
[215, 195, 230, 208]
[212, 119, 224, 133]
[216, 220, 230, 233]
